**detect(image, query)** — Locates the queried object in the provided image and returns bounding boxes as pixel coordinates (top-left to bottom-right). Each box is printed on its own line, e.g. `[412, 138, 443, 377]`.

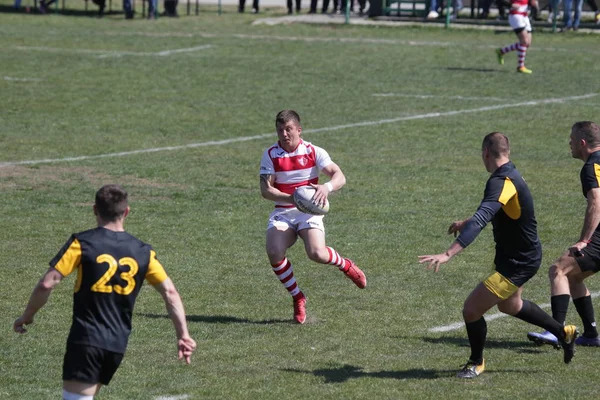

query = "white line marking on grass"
[14, 45, 213, 58]
[372, 93, 508, 101]
[154, 395, 190, 400]
[155, 45, 213, 56]
[3, 76, 42, 82]
[97, 45, 214, 58]
[104, 31, 600, 55]
[429, 290, 600, 333]
[0, 93, 596, 168]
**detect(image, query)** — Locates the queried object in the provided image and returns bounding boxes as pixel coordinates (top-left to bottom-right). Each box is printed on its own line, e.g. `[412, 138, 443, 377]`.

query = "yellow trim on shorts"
[483, 271, 518, 300]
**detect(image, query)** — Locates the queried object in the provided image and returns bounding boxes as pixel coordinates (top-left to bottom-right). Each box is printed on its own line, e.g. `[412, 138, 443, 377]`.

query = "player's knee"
[266, 246, 285, 263]
[305, 248, 327, 263]
[497, 301, 518, 315]
[548, 262, 567, 281]
[462, 303, 482, 322]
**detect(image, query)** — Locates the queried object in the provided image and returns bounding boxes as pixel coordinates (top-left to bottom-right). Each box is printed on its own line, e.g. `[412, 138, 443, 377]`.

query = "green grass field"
[1, 6, 600, 399]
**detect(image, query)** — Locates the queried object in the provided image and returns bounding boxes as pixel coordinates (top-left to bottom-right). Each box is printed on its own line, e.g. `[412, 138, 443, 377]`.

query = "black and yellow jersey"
[457, 161, 541, 264]
[50, 227, 168, 353]
[580, 151, 600, 206]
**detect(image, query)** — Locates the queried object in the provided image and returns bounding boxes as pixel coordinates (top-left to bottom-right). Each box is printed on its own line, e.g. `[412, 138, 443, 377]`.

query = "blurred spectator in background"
[426, 0, 440, 18]
[38, 0, 56, 13]
[92, 0, 106, 16]
[546, 0, 562, 22]
[287, 0, 301, 13]
[562, 0, 583, 30]
[340, 0, 355, 12]
[479, 0, 507, 19]
[357, 0, 368, 14]
[164, 0, 178, 16]
[426, 0, 462, 19]
[146, 0, 157, 18]
[239, 0, 259, 12]
[319, 0, 340, 13]
[123, 0, 134, 18]
[585, 0, 600, 23]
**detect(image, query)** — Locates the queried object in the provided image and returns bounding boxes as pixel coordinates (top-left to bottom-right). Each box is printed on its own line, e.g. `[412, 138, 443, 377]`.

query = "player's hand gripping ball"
[292, 186, 330, 215]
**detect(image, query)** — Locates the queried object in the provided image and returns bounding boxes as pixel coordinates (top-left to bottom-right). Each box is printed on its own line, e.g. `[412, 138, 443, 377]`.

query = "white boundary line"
[11, 33, 600, 57]
[103, 31, 600, 55]
[372, 93, 509, 101]
[0, 93, 596, 168]
[429, 291, 600, 333]
[3, 76, 42, 82]
[14, 45, 214, 58]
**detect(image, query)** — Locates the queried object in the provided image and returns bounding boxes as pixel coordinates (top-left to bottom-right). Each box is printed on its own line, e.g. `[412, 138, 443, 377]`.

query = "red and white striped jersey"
[260, 139, 333, 208]
[510, 0, 528, 15]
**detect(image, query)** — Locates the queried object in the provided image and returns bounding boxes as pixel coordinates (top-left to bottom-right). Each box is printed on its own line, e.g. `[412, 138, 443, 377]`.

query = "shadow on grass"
[445, 67, 506, 73]
[285, 363, 546, 383]
[283, 364, 457, 382]
[423, 336, 549, 354]
[138, 312, 290, 325]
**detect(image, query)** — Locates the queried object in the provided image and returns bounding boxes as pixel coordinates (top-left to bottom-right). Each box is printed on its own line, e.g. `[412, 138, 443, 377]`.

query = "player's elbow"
[161, 284, 182, 304]
[260, 189, 270, 200]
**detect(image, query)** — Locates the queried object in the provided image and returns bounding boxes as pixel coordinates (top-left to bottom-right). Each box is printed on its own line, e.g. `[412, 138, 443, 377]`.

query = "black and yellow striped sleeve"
[145, 250, 168, 285]
[581, 162, 600, 196]
[49, 236, 82, 277]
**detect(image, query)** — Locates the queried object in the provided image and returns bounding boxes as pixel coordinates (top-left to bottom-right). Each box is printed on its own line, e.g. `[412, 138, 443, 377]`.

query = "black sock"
[551, 294, 570, 326]
[573, 295, 598, 338]
[465, 317, 486, 364]
[515, 300, 564, 340]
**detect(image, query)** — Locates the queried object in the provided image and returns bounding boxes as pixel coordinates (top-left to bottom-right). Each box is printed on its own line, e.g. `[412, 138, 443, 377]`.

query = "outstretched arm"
[418, 240, 465, 273]
[418, 201, 501, 272]
[14, 267, 63, 333]
[153, 278, 197, 364]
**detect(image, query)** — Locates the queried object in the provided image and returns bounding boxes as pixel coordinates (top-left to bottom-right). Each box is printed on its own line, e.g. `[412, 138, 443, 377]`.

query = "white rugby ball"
[293, 186, 330, 215]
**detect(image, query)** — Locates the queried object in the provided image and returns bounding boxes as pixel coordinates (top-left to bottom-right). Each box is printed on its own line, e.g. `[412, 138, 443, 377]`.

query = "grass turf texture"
[1, 6, 600, 399]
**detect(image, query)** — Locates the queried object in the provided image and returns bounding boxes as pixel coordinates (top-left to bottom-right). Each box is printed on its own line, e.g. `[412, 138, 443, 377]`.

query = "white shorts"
[509, 14, 532, 32]
[267, 208, 325, 233]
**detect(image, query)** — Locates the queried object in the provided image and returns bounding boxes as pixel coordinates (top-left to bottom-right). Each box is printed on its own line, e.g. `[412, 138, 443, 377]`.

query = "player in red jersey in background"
[496, 0, 537, 74]
[259, 110, 366, 324]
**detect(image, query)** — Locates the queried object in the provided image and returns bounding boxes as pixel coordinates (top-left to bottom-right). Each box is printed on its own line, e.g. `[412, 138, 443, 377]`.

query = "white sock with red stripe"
[517, 44, 528, 67]
[500, 42, 519, 54]
[326, 247, 351, 272]
[272, 258, 304, 300]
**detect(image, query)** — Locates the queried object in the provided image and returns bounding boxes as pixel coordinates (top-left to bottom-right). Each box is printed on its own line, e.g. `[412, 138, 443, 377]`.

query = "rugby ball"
[292, 186, 329, 215]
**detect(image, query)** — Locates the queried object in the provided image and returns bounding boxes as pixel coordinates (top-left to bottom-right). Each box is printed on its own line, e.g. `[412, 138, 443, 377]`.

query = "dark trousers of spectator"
[479, 0, 505, 17]
[587, 0, 598, 11]
[147, 0, 157, 17]
[287, 0, 301, 13]
[340, 0, 355, 11]
[239, 0, 259, 11]
[164, 0, 178, 15]
[123, 0, 133, 17]
[319, 0, 340, 11]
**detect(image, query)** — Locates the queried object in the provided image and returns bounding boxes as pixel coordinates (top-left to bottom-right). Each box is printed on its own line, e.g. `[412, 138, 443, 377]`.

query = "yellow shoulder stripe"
[146, 250, 168, 285]
[498, 178, 517, 205]
[594, 164, 600, 187]
[54, 238, 82, 277]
